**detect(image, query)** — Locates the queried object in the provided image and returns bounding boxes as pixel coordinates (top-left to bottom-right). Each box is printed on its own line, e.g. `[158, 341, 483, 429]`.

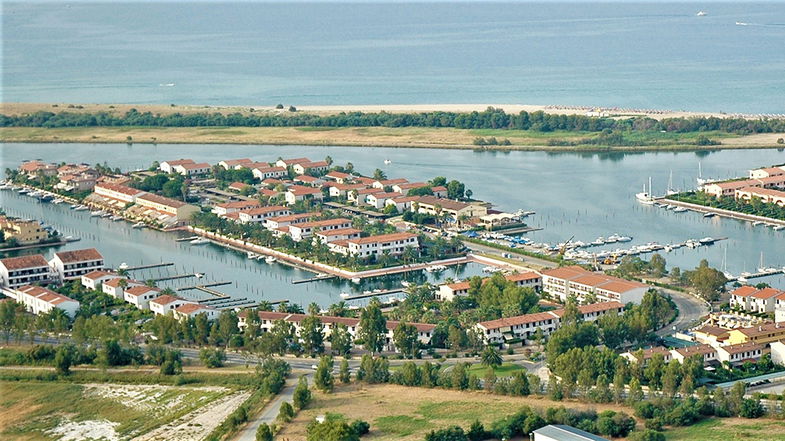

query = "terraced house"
[0, 254, 54, 289]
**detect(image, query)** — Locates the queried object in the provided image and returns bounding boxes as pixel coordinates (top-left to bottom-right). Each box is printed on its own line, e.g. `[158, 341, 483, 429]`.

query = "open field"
[275, 383, 633, 441]
[1, 125, 781, 152]
[665, 417, 785, 441]
[3, 102, 784, 151]
[0, 380, 243, 441]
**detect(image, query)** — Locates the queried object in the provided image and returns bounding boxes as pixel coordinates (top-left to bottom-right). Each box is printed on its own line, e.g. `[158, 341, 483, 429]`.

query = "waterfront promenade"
[663, 198, 785, 227]
[188, 226, 486, 281]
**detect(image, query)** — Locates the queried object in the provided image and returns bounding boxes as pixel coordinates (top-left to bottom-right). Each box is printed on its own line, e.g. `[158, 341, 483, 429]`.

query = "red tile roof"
[1, 254, 50, 270]
[54, 248, 103, 263]
[150, 294, 186, 306]
[347, 232, 418, 245]
[124, 285, 161, 297]
[137, 192, 188, 208]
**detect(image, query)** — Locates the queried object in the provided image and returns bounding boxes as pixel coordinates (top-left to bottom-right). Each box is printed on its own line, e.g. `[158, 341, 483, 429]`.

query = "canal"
[2, 143, 784, 296]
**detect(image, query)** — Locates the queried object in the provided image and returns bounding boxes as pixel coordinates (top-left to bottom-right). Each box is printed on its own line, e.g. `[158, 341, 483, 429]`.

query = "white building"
[94, 183, 146, 204]
[541, 265, 648, 304]
[49, 248, 104, 282]
[80, 270, 117, 291]
[0, 254, 54, 289]
[4, 285, 80, 318]
[211, 200, 260, 216]
[292, 161, 329, 175]
[285, 185, 324, 205]
[264, 213, 313, 231]
[218, 158, 253, 170]
[716, 342, 765, 366]
[315, 227, 362, 244]
[237, 206, 291, 223]
[670, 344, 718, 366]
[150, 295, 196, 316]
[252, 166, 287, 181]
[173, 303, 218, 321]
[102, 277, 144, 299]
[173, 162, 211, 176]
[160, 159, 195, 174]
[288, 218, 352, 242]
[330, 232, 419, 258]
[533, 425, 610, 441]
[124, 285, 161, 310]
[365, 192, 399, 209]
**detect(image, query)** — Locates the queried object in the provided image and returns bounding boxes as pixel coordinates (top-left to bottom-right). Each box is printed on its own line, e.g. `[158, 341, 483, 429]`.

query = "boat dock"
[150, 273, 201, 282]
[663, 198, 785, 228]
[176, 281, 232, 291]
[292, 274, 336, 284]
[342, 288, 404, 301]
[726, 269, 785, 282]
[121, 262, 174, 271]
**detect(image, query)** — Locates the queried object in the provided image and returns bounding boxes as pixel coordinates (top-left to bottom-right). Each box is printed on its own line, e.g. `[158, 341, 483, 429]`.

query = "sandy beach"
[0, 102, 762, 120]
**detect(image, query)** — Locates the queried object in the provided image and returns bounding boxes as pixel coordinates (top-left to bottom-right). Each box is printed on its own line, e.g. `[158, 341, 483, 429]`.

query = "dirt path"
[133, 390, 251, 441]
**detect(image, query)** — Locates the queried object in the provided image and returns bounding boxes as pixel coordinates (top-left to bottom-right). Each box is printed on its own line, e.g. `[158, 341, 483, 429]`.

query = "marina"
[2, 144, 784, 303]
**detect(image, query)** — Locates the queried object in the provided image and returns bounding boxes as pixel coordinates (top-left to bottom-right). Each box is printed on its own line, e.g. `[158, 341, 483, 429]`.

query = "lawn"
[0, 380, 234, 440]
[665, 418, 785, 441]
[275, 383, 631, 441]
[465, 362, 526, 377]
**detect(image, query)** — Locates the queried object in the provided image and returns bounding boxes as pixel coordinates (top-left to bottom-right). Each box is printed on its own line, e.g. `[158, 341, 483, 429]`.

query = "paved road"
[462, 240, 557, 270]
[656, 287, 710, 336]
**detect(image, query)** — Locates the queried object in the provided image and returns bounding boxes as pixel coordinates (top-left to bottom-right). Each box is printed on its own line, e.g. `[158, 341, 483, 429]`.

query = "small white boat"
[132, 222, 146, 228]
[52, 198, 65, 204]
[195, 273, 205, 279]
[111, 215, 123, 221]
[752, 221, 764, 226]
[247, 252, 259, 259]
[351, 277, 361, 284]
[697, 10, 707, 16]
[774, 225, 785, 231]
[703, 212, 716, 218]
[340, 292, 351, 299]
[736, 21, 748, 26]
[401, 281, 411, 287]
[70, 204, 79, 209]
[190, 237, 209, 245]
[74, 205, 88, 211]
[673, 207, 688, 213]
[384, 159, 392, 165]
[118, 262, 129, 270]
[90, 210, 104, 217]
[101, 212, 112, 218]
[265, 256, 277, 264]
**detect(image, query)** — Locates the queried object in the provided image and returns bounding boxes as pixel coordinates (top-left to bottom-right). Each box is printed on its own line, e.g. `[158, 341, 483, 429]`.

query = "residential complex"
[2, 285, 79, 318]
[541, 265, 649, 304]
[0, 216, 49, 245]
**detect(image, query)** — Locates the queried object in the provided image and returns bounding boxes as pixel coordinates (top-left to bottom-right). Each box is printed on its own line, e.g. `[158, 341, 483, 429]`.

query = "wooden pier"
[151, 273, 201, 282]
[177, 281, 232, 291]
[342, 288, 404, 301]
[121, 262, 174, 271]
[292, 274, 336, 284]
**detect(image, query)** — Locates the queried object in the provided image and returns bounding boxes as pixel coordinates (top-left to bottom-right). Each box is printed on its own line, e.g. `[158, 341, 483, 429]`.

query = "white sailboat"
[696, 10, 708, 16]
[636, 177, 656, 205]
[722, 245, 734, 280]
[666, 170, 678, 196]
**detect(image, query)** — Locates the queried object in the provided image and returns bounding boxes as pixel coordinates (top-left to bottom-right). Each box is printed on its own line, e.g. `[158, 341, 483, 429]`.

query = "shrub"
[278, 402, 295, 422]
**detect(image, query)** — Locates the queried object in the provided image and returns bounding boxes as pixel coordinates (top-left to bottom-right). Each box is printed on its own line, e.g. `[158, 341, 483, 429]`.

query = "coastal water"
[2, 143, 784, 300]
[3, 2, 785, 113]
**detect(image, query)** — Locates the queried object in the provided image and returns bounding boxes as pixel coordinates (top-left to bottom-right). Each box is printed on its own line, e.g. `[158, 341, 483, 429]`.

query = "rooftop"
[347, 232, 418, 245]
[1, 254, 50, 270]
[54, 248, 103, 263]
[137, 192, 189, 208]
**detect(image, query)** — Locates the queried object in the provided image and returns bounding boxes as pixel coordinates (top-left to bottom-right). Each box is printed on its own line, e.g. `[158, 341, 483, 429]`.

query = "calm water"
[3, 2, 785, 113]
[1, 143, 784, 294]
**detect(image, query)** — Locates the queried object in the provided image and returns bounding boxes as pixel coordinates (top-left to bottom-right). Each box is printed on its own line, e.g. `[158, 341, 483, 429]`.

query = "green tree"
[301, 315, 325, 356]
[293, 376, 312, 410]
[359, 299, 386, 355]
[278, 402, 295, 422]
[480, 346, 503, 369]
[339, 359, 351, 383]
[330, 323, 353, 356]
[54, 343, 76, 375]
[393, 321, 419, 358]
[315, 355, 335, 392]
[256, 423, 273, 441]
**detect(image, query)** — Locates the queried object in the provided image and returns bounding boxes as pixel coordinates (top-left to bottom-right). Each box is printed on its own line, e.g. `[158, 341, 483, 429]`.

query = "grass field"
[465, 362, 526, 377]
[0, 381, 233, 440]
[275, 383, 632, 440]
[665, 417, 785, 441]
[2, 125, 780, 152]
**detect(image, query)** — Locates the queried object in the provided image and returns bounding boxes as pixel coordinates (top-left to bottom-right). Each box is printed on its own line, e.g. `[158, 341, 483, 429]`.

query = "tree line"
[3, 107, 784, 135]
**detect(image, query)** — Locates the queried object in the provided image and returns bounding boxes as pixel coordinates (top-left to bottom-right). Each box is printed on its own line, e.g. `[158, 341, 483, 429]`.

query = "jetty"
[292, 274, 336, 284]
[121, 262, 174, 271]
[150, 273, 201, 282]
[177, 281, 232, 291]
[342, 288, 404, 301]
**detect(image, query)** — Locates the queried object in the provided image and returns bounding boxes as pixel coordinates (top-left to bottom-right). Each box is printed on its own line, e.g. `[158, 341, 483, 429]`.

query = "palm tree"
[481, 346, 503, 369]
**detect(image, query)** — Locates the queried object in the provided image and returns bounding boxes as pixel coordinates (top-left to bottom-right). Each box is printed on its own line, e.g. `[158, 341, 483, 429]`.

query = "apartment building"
[3, 285, 79, 318]
[330, 232, 419, 258]
[237, 206, 291, 224]
[80, 270, 117, 290]
[94, 183, 145, 204]
[124, 285, 162, 310]
[541, 265, 648, 304]
[0, 216, 48, 244]
[150, 295, 197, 316]
[288, 218, 352, 242]
[211, 200, 260, 216]
[0, 254, 54, 289]
[49, 248, 104, 282]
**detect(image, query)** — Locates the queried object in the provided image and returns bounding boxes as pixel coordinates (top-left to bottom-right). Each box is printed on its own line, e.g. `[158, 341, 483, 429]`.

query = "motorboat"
[101, 212, 113, 218]
[190, 237, 210, 245]
[340, 292, 351, 299]
[698, 237, 716, 245]
[111, 215, 123, 221]
[401, 281, 412, 287]
[384, 159, 392, 165]
[247, 252, 259, 259]
[90, 210, 104, 217]
[635, 177, 656, 205]
[132, 222, 146, 228]
[703, 212, 716, 218]
[265, 256, 277, 264]
[52, 198, 65, 204]
[74, 205, 88, 211]
[697, 10, 708, 16]
[351, 277, 361, 284]
[673, 207, 688, 213]
[774, 225, 785, 231]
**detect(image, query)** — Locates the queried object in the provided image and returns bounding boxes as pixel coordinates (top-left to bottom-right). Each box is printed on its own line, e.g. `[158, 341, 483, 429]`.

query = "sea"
[2, 1, 785, 113]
